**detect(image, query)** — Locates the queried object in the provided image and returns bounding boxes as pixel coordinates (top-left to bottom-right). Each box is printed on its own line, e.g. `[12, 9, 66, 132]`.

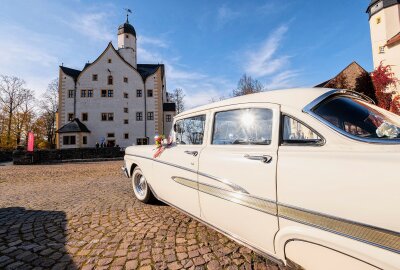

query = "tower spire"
[124, 8, 132, 24]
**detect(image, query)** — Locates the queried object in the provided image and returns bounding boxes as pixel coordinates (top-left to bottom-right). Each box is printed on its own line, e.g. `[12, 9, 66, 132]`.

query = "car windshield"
[312, 95, 400, 140]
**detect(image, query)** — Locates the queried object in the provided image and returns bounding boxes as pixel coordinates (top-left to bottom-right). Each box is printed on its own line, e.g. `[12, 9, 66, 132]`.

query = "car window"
[313, 96, 400, 140]
[282, 115, 322, 145]
[175, 115, 206, 145]
[212, 108, 273, 145]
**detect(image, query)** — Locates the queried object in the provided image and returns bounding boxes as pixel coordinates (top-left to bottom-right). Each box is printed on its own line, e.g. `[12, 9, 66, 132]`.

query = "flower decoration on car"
[376, 122, 400, 138]
[153, 135, 173, 158]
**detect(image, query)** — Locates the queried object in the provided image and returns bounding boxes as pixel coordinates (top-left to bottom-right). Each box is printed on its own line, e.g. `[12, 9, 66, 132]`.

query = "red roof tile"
[386, 32, 400, 47]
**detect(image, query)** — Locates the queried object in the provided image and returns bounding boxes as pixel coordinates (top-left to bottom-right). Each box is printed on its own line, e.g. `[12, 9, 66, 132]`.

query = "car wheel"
[132, 167, 154, 203]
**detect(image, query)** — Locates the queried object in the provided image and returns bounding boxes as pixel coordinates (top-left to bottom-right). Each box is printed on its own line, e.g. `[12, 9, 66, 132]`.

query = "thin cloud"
[266, 70, 301, 90]
[65, 12, 113, 41]
[244, 25, 289, 77]
[216, 4, 241, 29]
[139, 36, 168, 48]
[0, 26, 61, 93]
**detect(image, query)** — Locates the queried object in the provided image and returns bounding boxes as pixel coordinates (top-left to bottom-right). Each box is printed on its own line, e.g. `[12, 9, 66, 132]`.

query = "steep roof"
[137, 64, 163, 80]
[386, 32, 400, 47]
[61, 43, 164, 83]
[163, 103, 176, 112]
[315, 61, 369, 89]
[57, 118, 90, 134]
[60, 66, 81, 81]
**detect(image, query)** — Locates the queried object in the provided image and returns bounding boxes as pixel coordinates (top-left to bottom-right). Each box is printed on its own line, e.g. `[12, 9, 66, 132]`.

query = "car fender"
[274, 222, 399, 270]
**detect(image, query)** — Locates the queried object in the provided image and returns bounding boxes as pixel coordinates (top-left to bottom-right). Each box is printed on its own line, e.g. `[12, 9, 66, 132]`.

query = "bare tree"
[0, 75, 33, 147]
[14, 92, 35, 145]
[232, 74, 264, 97]
[40, 79, 59, 148]
[170, 88, 185, 114]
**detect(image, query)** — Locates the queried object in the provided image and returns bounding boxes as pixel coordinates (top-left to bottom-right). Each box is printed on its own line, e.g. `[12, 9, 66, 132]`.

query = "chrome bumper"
[121, 166, 129, 178]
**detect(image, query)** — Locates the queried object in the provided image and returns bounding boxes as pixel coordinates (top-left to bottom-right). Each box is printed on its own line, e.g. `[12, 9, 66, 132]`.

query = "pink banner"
[27, 132, 34, 152]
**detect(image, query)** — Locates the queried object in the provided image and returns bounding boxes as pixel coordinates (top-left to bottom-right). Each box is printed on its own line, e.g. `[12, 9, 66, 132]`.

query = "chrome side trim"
[303, 89, 400, 144]
[199, 182, 277, 215]
[197, 171, 249, 194]
[172, 176, 277, 216]
[172, 176, 199, 190]
[278, 204, 400, 254]
[127, 153, 249, 194]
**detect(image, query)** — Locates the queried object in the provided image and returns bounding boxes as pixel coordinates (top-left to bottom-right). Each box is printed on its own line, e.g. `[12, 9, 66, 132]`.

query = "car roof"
[177, 88, 333, 117]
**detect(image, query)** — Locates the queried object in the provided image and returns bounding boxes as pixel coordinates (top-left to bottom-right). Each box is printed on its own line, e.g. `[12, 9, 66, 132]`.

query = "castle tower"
[117, 15, 137, 68]
[367, 0, 400, 89]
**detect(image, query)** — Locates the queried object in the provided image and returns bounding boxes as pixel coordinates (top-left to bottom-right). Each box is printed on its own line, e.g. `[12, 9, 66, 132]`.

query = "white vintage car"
[123, 88, 400, 270]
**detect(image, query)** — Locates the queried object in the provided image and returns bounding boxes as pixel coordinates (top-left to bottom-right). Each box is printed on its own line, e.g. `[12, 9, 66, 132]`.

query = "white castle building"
[56, 16, 176, 149]
[367, 0, 400, 91]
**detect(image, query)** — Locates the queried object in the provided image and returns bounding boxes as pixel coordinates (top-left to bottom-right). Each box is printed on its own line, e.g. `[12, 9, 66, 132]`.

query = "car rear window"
[313, 96, 400, 141]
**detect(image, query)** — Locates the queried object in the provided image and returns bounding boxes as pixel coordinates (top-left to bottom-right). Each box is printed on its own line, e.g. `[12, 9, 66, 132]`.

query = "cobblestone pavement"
[0, 161, 286, 270]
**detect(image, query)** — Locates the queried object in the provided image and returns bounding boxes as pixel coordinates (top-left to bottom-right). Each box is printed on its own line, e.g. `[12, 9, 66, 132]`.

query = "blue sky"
[0, 0, 373, 108]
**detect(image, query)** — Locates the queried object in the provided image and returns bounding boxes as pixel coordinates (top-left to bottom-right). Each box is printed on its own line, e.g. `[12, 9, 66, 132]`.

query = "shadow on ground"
[0, 207, 75, 269]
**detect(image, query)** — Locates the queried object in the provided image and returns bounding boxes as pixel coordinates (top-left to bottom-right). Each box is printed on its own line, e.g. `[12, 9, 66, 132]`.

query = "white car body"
[123, 88, 400, 269]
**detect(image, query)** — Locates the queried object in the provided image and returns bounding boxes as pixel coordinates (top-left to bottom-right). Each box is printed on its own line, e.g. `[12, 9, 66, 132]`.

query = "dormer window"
[108, 75, 113, 85]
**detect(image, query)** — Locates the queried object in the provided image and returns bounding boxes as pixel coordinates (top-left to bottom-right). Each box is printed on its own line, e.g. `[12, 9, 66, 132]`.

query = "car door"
[152, 114, 207, 218]
[198, 103, 280, 255]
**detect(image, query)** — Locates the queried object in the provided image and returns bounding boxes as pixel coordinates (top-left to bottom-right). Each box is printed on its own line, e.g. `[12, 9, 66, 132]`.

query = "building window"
[166, 115, 172, 122]
[124, 93, 129, 98]
[147, 112, 154, 120]
[379, 46, 385, 54]
[123, 77, 128, 83]
[101, 90, 107, 97]
[126, 34, 129, 38]
[124, 119, 129, 124]
[82, 136, 87, 145]
[108, 75, 113, 85]
[124, 133, 129, 139]
[92, 74, 98, 81]
[63, 135, 76, 145]
[108, 90, 114, 97]
[68, 113, 74, 121]
[82, 113, 88, 121]
[137, 138, 148, 145]
[88, 90, 93, 97]
[107, 133, 115, 138]
[376, 17, 381, 24]
[124, 107, 128, 113]
[147, 89, 153, 97]
[108, 59, 112, 63]
[81, 90, 86, 97]
[136, 89, 142, 97]
[136, 112, 143, 121]
[101, 113, 114, 121]
[68, 90, 74, 98]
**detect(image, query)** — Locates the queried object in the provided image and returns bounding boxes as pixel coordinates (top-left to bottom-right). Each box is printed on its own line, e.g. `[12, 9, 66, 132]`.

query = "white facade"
[368, 0, 400, 92]
[57, 19, 175, 149]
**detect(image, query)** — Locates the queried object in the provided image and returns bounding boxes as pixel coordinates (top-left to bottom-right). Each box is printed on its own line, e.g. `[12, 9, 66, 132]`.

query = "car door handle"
[244, 154, 272, 163]
[184, 150, 198, 156]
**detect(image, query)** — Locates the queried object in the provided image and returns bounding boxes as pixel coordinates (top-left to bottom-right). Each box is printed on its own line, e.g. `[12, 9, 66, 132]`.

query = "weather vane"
[124, 8, 132, 23]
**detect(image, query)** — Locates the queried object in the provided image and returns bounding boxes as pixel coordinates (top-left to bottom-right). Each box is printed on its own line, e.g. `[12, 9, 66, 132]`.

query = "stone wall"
[13, 147, 124, 165]
[0, 150, 13, 163]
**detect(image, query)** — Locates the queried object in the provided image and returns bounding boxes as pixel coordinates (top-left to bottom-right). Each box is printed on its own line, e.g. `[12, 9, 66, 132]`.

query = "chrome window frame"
[280, 113, 326, 146]
[303, 89, 400, 144]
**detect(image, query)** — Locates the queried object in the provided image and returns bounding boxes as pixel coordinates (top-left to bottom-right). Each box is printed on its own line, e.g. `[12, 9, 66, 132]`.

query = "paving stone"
[0, 161, 282, 270]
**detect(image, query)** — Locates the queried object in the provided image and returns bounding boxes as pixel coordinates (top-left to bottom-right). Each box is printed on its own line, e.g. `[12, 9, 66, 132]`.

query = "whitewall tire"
[132, 167, 154, 203]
